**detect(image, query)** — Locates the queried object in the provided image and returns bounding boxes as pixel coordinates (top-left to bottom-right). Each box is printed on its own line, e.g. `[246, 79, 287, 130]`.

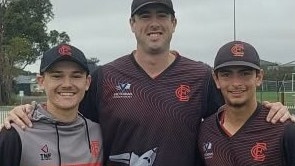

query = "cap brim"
[131, 2, 175, 16]
[214, 61, 260, 71]
[40, 57, 89, 74]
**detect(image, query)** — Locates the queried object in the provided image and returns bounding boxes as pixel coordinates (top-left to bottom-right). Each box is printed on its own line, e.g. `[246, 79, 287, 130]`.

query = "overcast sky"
[26, 0, 295, 73]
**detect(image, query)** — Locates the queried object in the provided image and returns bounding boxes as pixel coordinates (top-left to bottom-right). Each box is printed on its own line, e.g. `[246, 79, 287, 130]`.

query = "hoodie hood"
[31, 104, 59, 123]
[32, 104, 92, 129]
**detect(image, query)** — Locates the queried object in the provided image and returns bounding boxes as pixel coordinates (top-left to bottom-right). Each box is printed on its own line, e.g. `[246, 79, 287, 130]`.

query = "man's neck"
[133, 50, 176, 78]
[222, 101, 257, 135]
[46, 104, 78, 123]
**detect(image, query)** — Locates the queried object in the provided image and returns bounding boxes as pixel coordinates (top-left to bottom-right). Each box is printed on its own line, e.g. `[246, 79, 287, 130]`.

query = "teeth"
[60, 92, 74, 96]
[230, 90, 242, 93]
[149, 33, 160, 37]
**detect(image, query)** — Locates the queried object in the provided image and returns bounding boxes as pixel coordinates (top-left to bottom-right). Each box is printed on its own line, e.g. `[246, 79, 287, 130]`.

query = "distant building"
[14, 75, 41, 96]
[260, 59, 279, 70]
[260, 59, 295, 72]
[279, 60, 295, 70]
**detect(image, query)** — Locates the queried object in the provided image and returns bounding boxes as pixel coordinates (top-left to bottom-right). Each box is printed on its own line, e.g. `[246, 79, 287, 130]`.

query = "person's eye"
[139, 14, 151, 19]
[50, 74, 61, 78]
[158, 13, 169, 18]
[242, 71, 252, 76]
[220, 73, 230, 77]
[73, 75, 83, 78]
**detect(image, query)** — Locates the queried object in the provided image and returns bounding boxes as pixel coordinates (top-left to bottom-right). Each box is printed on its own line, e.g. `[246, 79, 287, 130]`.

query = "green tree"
[87, 57, 100, 73]
[0, 0, 70, 104]
[263, 67, 294, 81]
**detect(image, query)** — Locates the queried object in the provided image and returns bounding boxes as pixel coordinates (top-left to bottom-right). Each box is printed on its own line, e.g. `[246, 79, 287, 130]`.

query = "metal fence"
[0, 106, 14, 124]
[258, 80, 295, 112]
[260, 80, 294, 92]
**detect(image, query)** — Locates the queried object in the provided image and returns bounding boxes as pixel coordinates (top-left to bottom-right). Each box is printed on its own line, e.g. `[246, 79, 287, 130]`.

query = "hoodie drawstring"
[55, 123, 61, 166]
[53, 114, 91, 166]
[79, 113, 92, 153]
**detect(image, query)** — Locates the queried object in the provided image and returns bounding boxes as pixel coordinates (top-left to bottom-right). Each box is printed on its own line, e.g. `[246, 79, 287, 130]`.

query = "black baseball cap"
[131, 0, 175, 16]
[40, 44, 89, 74]
[214, 41, 261, 71]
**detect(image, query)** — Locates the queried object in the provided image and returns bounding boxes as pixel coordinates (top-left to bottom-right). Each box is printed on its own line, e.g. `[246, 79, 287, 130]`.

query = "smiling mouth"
[231, 91, 243, 94]
[59, 92, 75, 96]
[148, 32, 162, 36]
[228, 89, 247, 96]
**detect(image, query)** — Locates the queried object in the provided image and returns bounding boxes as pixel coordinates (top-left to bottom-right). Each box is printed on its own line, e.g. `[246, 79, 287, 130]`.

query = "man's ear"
[256, 69, 264, 87]
[212, 70, 221, 89]
[172, 17, 177, 33]
[85, 75, 91, 91]
[36, 74, 45, 90]
[130, 17, 135, 33]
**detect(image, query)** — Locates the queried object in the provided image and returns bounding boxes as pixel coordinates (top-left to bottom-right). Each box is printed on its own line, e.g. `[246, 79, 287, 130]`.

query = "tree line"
[0, 0, 70, 105]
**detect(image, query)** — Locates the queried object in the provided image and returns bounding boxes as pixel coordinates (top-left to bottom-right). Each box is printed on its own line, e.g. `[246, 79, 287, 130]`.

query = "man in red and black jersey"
[198, 41, 295, 166]
[2, 1, 294, 166]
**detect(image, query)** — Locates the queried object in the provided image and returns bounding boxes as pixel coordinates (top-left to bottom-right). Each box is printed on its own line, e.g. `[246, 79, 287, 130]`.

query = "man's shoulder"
[284, 122, 295, 137]
[103, 54, 131, 67]
[84, 117, 100, 127]
[89, 54, 131, 77]
[201, 113, 217, 127]
[0, 126, 22, 166]
[178, 55, 212, 70]
[0, 126, 20, 140]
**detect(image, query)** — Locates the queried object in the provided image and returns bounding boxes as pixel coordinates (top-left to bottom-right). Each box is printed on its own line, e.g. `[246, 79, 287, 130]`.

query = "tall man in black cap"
[2, 1, 292, 166]
[198, 41, 295, 165]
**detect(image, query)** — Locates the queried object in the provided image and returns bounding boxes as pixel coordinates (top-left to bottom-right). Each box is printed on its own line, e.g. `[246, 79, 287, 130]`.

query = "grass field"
[256, 91, 295, 106]
[257, 91, 295, 114]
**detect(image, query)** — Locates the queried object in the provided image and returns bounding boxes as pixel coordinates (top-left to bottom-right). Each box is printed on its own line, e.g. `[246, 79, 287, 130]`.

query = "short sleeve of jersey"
[0, 127, 22, 166]
[283, 123, 295, 165]
[79, 66, 102, 123]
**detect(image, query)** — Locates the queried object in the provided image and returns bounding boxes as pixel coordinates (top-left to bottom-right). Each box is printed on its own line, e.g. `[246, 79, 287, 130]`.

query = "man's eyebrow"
[218, 69, 231, 72]
[47, 70, 62, 74]
[72, 70, 86, 74]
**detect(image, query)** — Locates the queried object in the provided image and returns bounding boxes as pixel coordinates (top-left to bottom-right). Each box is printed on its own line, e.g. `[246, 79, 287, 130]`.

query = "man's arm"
[0, 103, 34, 130]
[263, 101, 292, 124]
[283, 124, 295, 166]
[0, 101, 37, 130]
[0, 127, 22, 166]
